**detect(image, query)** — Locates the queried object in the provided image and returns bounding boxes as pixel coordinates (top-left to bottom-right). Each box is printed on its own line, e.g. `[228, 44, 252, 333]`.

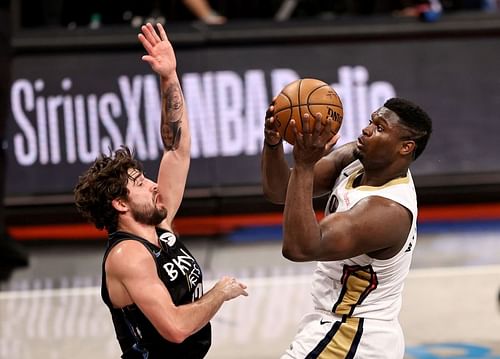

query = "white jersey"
[312, 159, 418, 321]
[281, 160, 417, 358]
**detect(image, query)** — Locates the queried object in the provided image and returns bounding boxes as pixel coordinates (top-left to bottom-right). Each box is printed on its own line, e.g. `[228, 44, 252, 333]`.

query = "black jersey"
[101, 229, 211, 359]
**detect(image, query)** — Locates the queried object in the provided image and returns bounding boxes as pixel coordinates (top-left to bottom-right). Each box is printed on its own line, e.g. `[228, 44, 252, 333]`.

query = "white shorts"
[281, 312, 404, 359]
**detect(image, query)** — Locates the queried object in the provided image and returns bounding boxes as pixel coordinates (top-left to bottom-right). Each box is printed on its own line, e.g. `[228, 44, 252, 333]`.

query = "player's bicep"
[318, 197, 411, 260]
[112, 243, 178, 335]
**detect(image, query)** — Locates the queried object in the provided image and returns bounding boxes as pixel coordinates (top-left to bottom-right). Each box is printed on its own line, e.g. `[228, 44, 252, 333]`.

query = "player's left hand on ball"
[264, 98, 282, 147]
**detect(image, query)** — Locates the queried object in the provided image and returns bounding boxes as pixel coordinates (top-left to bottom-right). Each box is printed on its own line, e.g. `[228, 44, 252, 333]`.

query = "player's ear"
[112, 197, 128, 213]
[400, 140, 416, 158]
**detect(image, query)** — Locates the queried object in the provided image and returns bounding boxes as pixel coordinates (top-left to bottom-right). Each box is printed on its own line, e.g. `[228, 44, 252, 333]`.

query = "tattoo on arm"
[161, 83, 183, 151]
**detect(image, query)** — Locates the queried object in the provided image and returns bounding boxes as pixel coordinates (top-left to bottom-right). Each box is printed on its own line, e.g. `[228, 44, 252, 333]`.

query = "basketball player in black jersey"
[74, 23, 247, 359]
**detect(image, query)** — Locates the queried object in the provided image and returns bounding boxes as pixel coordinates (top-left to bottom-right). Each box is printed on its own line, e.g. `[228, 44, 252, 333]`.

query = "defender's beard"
[130, 202, 167, 226]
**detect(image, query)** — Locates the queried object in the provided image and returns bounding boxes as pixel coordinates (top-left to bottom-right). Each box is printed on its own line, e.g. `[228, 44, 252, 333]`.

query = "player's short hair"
[384, 98, 433, 160]
[74, 146, 142, 232]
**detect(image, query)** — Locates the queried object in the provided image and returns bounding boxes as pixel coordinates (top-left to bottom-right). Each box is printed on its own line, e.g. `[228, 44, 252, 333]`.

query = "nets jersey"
[313, 160, 418, 321]
[101, 229, 211, 359]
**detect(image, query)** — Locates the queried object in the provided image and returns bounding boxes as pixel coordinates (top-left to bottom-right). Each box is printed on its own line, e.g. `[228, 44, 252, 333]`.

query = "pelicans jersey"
[282, 160, 417, 359]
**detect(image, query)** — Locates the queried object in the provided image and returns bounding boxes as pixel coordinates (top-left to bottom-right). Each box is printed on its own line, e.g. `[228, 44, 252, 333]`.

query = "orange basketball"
[273, 78, 343, 145]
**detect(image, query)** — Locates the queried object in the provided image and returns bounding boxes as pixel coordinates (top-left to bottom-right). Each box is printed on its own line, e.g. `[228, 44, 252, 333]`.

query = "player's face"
[354, 107, 407, 166]
[126, 168, 167, 226]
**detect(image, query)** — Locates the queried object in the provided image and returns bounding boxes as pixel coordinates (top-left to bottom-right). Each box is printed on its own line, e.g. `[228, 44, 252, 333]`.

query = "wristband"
[264, 139, 283, 148]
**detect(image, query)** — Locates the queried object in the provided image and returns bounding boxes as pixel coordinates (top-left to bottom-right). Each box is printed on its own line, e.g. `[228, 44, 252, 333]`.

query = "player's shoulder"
[355, 195, 412, 221]
[106, 240, 159, 281]
[107, 239, 154, 268]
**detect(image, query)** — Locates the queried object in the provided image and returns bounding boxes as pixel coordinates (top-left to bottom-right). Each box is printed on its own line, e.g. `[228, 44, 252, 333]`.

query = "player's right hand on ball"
[216, 276, 248, 300]
[264, 99, 282, 147]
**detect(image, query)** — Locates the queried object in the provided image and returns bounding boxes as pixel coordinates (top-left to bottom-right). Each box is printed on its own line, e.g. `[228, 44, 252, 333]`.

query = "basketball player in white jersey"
[261, 98, 432, 358]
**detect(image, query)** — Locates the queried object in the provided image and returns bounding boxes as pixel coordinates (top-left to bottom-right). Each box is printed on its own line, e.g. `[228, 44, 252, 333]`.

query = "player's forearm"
[167, 286, 226, 342]
[160, 74, 190, 154]
[261, 143, 290, 204]
[282, 165, 322, 262]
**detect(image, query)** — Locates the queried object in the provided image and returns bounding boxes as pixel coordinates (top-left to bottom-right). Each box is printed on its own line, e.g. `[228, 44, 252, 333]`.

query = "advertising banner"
[6, 37, 500, 201]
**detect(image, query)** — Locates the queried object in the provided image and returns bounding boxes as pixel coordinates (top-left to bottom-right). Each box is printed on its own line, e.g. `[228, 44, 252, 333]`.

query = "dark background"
[5, 38, 500, 195]
[3, 0, 500, 231]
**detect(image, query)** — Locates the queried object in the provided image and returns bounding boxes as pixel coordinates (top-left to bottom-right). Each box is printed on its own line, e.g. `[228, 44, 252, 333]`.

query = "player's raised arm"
[261, 102, 291, 204]
[138, 23, 190, 230]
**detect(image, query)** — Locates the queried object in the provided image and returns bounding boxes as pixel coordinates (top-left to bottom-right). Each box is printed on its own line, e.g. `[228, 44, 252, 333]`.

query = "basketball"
[272, 78, 343, 145]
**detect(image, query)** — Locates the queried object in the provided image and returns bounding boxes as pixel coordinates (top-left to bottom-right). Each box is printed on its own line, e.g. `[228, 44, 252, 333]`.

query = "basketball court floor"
[1, 225, 499, 359]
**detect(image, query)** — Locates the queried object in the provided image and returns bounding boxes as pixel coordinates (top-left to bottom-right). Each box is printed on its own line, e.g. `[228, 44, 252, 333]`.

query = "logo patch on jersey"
[159, 232, 177, 248]
[405, 234, 415, 253]
[319, 318, 332, 325]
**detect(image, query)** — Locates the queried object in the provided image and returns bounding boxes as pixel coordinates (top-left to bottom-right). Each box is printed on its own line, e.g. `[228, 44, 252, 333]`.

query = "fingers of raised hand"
[314, 113, 324, 133]
[318, 118, 334, 141]
[147, 23, 161, 42]
[302, 113, 312, 134]
[310, 113, 332, 144]
[156, 23, 168, 41]
[265, 114, 278, 131]
[141, 24, 155, 44]
[141, 23, 161, 47]
[290, 119, 299, 137]
[265, 105, 275, 120]
[138, 33, 153, 54]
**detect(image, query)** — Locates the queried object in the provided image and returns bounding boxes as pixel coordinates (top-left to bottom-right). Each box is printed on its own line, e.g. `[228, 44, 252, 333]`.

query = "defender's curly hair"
[384, 98, 433, 160]
[74, 146, 142, 232]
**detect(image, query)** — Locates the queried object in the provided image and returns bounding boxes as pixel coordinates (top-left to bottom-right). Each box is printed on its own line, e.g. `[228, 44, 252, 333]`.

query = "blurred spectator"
[273, 0, 438, 19]
[16, 0, 500, 30]
[393, 0, 443, 21]
[128, 0, 226, 27]
[57, 0, 226, 29]
[182, 0, 227, 24]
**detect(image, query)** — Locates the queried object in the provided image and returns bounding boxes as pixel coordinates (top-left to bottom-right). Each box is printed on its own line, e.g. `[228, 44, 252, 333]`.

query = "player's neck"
[358, 167, 408, 187]
[117, 218, 159, 246]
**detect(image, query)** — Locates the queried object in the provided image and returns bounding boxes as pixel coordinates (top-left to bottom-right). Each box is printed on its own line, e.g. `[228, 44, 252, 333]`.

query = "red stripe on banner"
[7, 203, 500, 240]
[419, 203, 500, 221]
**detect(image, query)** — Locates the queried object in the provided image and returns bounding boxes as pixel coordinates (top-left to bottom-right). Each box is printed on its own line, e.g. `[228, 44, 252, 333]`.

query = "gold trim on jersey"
[332, 265, 378, 316]
[345, 169, 409, 191]
[305, 316, 364, 359]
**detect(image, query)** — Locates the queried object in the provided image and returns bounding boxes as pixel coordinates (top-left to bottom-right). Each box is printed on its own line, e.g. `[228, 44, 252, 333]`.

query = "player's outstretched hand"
[138, 23, 176, 79]
[215, 276, 248, 301]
